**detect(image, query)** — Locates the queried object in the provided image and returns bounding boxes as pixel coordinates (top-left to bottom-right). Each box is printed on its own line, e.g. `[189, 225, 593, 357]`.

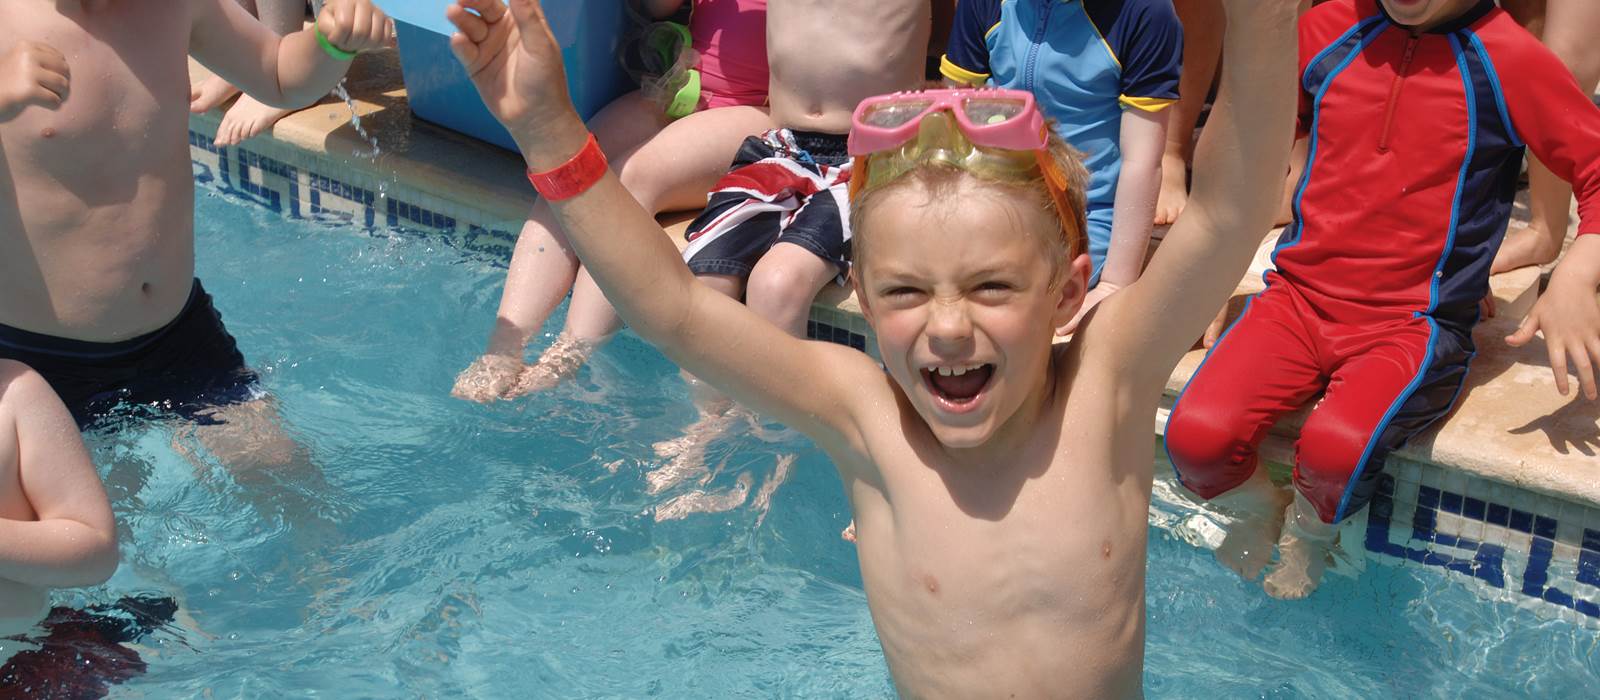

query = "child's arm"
[187, 0, 391, 111]
[938, 0, 998, 87]
[445, 0, 887, 456]
[1495, 39, 1600, 401]
[1078, 0, 1299, 387]
[1058, 0, 1184, 336]
[0, 366, 116, 588]
[1059, 106, 1167, 335]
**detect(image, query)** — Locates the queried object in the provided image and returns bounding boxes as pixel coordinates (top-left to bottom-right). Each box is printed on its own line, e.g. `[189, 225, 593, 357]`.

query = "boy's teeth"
[935, 365, 976, 377]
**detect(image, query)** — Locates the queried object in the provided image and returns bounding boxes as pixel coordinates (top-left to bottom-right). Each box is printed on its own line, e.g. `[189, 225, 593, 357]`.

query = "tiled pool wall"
[187, 127, 1596, 628]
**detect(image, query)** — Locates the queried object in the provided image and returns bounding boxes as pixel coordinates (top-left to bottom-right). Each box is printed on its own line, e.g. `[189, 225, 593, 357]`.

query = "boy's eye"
[975, 281, 1014, 295]
[883, 287, 923, 298]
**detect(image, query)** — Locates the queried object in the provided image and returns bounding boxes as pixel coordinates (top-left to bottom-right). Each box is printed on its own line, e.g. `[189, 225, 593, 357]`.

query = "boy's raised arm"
[444, 0, 884, 452]
[0, 366, 117, 589]
[188, 0, 391, 110]
[1087, 0, 1300, 387]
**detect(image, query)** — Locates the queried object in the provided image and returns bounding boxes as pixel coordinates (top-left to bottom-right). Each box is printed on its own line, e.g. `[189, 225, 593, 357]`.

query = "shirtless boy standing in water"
[0, 2, 388, 463]
[449, 0, 1296, 694]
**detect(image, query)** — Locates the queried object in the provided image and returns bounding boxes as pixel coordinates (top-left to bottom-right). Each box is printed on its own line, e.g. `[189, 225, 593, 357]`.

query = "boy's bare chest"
[851, 463, 1149, 688]
[0, 7, 191, 158]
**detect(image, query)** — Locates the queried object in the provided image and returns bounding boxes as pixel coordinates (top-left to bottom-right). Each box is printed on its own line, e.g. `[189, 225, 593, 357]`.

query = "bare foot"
[512, 334, 596, 396]
[1491, 223, 1564, 274]
[1212, 484, 1293, 581]
[1154, 151, 1190, 226]
[653, 472, 753, 522]
[645, 412, 740, 494]
[840, 520, 857, 543]
[1262, 497, 1338, 600]
[212, 95, 294, 147]
[190, 74, 240, 114]
[452, 354, 525, 403]
[750, 454, 795, 526]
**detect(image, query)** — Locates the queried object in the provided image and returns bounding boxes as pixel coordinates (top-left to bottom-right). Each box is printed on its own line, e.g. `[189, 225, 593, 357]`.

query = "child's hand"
[1506, 274, 1600, 401]
[1057, 283, 1122, 337]
[446, 0, 588, 166]
[451, 354, 526, 403]
[0, 42, 69, 123]
[1203, 304, 1230, 349]
[316, 0, 394, 55]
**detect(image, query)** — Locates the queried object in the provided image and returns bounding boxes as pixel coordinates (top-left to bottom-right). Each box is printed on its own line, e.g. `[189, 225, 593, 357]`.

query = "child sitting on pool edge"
[451, 0, 776, 403]
[941, 0, 1184, 334]
[448, 0, 1297, 694]
[1166, 0, 1600, 600]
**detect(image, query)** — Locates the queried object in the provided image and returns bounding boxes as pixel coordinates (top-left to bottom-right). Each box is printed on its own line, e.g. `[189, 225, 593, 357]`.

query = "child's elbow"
[74, 528, 120, 586]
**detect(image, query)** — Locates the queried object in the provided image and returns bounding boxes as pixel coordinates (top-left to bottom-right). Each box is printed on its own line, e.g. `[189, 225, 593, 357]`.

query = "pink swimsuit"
[690, 0, 770, 109]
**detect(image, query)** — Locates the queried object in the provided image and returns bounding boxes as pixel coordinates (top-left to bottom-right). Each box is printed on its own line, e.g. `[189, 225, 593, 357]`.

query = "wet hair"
[848, 131, 1090, 289]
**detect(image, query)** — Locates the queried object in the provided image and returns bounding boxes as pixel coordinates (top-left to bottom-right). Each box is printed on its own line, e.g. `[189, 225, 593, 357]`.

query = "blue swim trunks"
[0, 279, 260, 427]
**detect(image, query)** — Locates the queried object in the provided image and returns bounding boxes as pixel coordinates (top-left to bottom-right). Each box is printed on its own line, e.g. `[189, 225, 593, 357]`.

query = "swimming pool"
[69, 184, 1599, 697]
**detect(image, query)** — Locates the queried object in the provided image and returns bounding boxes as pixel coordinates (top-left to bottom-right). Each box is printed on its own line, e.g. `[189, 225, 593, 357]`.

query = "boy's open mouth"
[921, 364, 995, 410]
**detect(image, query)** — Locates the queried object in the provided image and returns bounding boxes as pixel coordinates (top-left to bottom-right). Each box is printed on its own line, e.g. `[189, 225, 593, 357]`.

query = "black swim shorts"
[0, 279, 259, 427]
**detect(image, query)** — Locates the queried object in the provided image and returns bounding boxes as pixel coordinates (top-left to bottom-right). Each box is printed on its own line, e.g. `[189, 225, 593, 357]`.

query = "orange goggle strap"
[848, 153, 1086, 260]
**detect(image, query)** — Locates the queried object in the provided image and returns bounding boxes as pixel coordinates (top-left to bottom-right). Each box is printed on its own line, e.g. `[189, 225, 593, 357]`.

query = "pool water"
[67, 189, 1598, 697]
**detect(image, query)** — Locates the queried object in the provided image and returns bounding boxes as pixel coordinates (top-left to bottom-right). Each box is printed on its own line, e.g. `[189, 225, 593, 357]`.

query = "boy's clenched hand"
[316, 0, 394, 55]
[446, 0, 589, 169]
[0, 42, 69, 123]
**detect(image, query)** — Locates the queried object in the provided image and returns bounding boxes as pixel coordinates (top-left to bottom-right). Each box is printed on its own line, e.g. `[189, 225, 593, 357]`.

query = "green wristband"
[316, 25, 358, 61]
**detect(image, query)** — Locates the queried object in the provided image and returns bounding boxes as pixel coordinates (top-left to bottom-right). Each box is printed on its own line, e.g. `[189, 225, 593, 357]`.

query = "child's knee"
[1292, 415, 1375, 522]
[1164, 403, 1255, 498]
[745, 257, 830, 312]
[615, 162, 670, 211]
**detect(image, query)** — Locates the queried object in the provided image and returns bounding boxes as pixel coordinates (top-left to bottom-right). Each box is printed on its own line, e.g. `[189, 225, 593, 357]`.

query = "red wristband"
[526, 133, 608, 201]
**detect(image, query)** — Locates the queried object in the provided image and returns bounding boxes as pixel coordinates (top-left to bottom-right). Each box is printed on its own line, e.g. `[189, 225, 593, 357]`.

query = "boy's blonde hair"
[849, 132, 1090, 289]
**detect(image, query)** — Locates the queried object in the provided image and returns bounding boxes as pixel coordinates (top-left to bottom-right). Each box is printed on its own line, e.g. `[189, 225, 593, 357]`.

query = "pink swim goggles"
[847, 88, 1085, 256]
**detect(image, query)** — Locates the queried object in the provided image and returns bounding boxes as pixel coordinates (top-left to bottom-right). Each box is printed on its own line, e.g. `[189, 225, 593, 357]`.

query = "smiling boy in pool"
[448, 0, 1296, 694]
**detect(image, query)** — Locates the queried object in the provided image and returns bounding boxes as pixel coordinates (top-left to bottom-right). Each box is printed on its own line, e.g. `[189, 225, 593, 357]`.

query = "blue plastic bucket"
[384, 0, 632, 152]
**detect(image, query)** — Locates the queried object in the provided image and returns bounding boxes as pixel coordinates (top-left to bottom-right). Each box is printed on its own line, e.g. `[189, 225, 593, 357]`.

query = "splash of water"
[330, 80, 397, 202]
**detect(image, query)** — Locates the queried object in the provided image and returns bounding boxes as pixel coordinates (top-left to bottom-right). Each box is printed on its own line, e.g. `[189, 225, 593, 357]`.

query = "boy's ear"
[1049, 253, 1094, 329]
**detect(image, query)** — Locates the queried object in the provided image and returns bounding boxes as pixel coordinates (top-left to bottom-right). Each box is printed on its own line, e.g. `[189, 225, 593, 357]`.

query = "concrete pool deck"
[187, 51, 1600, 622]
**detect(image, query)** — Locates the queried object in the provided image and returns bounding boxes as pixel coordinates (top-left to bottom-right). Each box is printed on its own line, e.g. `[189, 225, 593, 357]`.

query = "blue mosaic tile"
[1367, 473, 1599, 620]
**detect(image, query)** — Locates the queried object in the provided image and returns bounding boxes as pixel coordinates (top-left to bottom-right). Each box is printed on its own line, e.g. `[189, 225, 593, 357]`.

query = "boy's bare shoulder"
[0, 360, 50, 411]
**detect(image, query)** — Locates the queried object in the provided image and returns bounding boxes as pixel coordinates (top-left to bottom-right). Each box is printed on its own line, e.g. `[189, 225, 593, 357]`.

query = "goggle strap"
[1034, 150, 1085, 258]
[848, 156, 870, 202]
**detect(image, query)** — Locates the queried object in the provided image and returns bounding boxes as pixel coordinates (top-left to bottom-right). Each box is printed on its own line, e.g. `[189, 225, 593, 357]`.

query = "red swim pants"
[1164, 279, 1474, 523]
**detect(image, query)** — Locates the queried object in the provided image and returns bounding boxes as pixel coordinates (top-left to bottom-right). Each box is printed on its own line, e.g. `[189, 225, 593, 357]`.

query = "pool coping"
[187, 53, 1600, 625]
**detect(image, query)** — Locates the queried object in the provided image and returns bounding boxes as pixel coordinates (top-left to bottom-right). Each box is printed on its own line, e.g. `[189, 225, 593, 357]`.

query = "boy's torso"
[764, 0, 931, 134]
[832, 348, 1150, 698]
[1280, 0, 1522, 325]
[0, 2, 199, 343]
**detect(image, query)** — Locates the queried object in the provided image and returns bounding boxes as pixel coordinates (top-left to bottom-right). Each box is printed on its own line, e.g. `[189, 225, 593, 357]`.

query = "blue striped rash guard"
[942, 0, 1182, 279]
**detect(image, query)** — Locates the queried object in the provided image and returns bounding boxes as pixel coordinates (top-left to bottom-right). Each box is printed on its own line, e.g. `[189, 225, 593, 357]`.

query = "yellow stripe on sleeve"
[1119, 95, 1178, 112]
[940, 56, 991, 87]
